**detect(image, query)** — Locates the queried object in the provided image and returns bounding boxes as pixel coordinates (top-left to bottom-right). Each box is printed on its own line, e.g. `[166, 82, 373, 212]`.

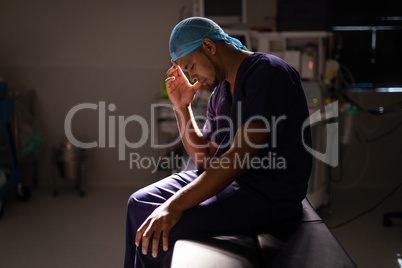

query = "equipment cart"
[0, 82, 31, 219]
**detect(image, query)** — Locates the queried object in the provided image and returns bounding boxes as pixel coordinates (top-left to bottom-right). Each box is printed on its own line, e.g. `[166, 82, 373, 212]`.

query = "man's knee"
[127, 190, 160, 225]
[127, 190, 150, 212]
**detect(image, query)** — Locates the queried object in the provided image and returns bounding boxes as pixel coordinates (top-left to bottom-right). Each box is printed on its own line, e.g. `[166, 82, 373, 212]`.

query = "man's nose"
[188, 72, 198, 83]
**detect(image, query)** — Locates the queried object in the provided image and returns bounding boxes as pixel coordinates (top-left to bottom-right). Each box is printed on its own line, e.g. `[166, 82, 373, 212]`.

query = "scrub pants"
[124, 170, 272, 268]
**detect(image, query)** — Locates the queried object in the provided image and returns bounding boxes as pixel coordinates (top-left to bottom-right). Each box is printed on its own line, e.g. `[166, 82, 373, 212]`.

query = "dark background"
[277, 0, 402, 87]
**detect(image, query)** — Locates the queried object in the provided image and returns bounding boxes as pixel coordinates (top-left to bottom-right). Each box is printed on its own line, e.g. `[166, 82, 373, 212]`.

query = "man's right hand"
[165, 60, 200, 109]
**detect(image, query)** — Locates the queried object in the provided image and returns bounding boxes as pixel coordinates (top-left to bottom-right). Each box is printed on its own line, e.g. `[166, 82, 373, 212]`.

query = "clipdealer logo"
[64, 102, 285, 160]
[64, 102, 149, 161]
[302, 101, 339, 167]
[64, 100, 339, 169]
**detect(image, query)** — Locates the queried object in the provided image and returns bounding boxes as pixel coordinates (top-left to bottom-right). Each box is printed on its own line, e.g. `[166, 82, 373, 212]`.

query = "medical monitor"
[192, 0, 247, 26]
[223, 29, 252, 51]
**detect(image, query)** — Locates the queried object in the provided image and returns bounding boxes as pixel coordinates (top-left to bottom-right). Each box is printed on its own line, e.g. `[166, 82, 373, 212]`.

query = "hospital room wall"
[0, 0, 278, 188]
[0, 0, 400, 190]
[0, 0, 192, 188]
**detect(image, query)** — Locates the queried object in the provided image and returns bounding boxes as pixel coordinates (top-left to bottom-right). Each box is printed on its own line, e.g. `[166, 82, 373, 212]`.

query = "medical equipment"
[52, 141, 86, 197]
[192, 0, 247, 26]
[0, 81, 31, 219]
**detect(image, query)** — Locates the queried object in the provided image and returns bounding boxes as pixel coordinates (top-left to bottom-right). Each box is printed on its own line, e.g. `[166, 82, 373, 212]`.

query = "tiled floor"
[0, 184, 401, 268]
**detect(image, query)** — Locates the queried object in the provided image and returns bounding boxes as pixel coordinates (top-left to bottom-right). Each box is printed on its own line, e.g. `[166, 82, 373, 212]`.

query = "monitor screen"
[332, 27, 402, 88]
[223, 29, 252, 50]
[193, 0, 247, 26]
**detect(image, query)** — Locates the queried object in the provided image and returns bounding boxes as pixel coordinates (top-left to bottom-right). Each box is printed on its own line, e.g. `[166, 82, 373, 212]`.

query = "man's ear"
[201, 38, 216, 55]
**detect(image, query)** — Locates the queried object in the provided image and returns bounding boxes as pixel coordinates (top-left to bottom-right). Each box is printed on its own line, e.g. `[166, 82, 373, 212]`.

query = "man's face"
[175, 48, 222, 89]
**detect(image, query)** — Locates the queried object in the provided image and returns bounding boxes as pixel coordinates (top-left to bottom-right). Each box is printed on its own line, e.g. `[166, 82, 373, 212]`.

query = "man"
[125, 17, 312, 267]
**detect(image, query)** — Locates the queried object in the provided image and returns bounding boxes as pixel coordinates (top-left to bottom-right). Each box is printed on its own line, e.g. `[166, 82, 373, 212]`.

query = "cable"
[330, 61, 402, 115]
[358, 120, 402, 143]
[338, 89, 402, 115]
[328, 182, 402, 229]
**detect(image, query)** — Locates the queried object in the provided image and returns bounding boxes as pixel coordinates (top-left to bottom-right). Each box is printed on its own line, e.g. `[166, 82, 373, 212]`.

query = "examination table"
[171, 198, 356, 267]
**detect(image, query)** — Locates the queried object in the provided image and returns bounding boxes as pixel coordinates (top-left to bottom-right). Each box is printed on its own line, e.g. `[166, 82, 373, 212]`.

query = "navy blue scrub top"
[202, 52, 313, 221]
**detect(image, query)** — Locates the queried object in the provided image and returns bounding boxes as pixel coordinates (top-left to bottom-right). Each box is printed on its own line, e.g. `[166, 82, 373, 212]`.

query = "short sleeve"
[238, 64, 299, 134]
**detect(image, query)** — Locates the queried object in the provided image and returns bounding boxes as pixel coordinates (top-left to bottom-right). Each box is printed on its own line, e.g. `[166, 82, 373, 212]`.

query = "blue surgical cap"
[169, 17, 248, 61]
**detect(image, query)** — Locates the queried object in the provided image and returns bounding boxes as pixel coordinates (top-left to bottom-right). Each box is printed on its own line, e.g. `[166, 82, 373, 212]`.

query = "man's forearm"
[165, 147, 246, 212]
[166, 120, 269, 212]
[174, 105, 211, 168]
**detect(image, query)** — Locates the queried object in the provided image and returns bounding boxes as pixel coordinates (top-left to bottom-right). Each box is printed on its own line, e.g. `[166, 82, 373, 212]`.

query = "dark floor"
[318, 185, 402, 268]
[0, 183, 401, 268]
